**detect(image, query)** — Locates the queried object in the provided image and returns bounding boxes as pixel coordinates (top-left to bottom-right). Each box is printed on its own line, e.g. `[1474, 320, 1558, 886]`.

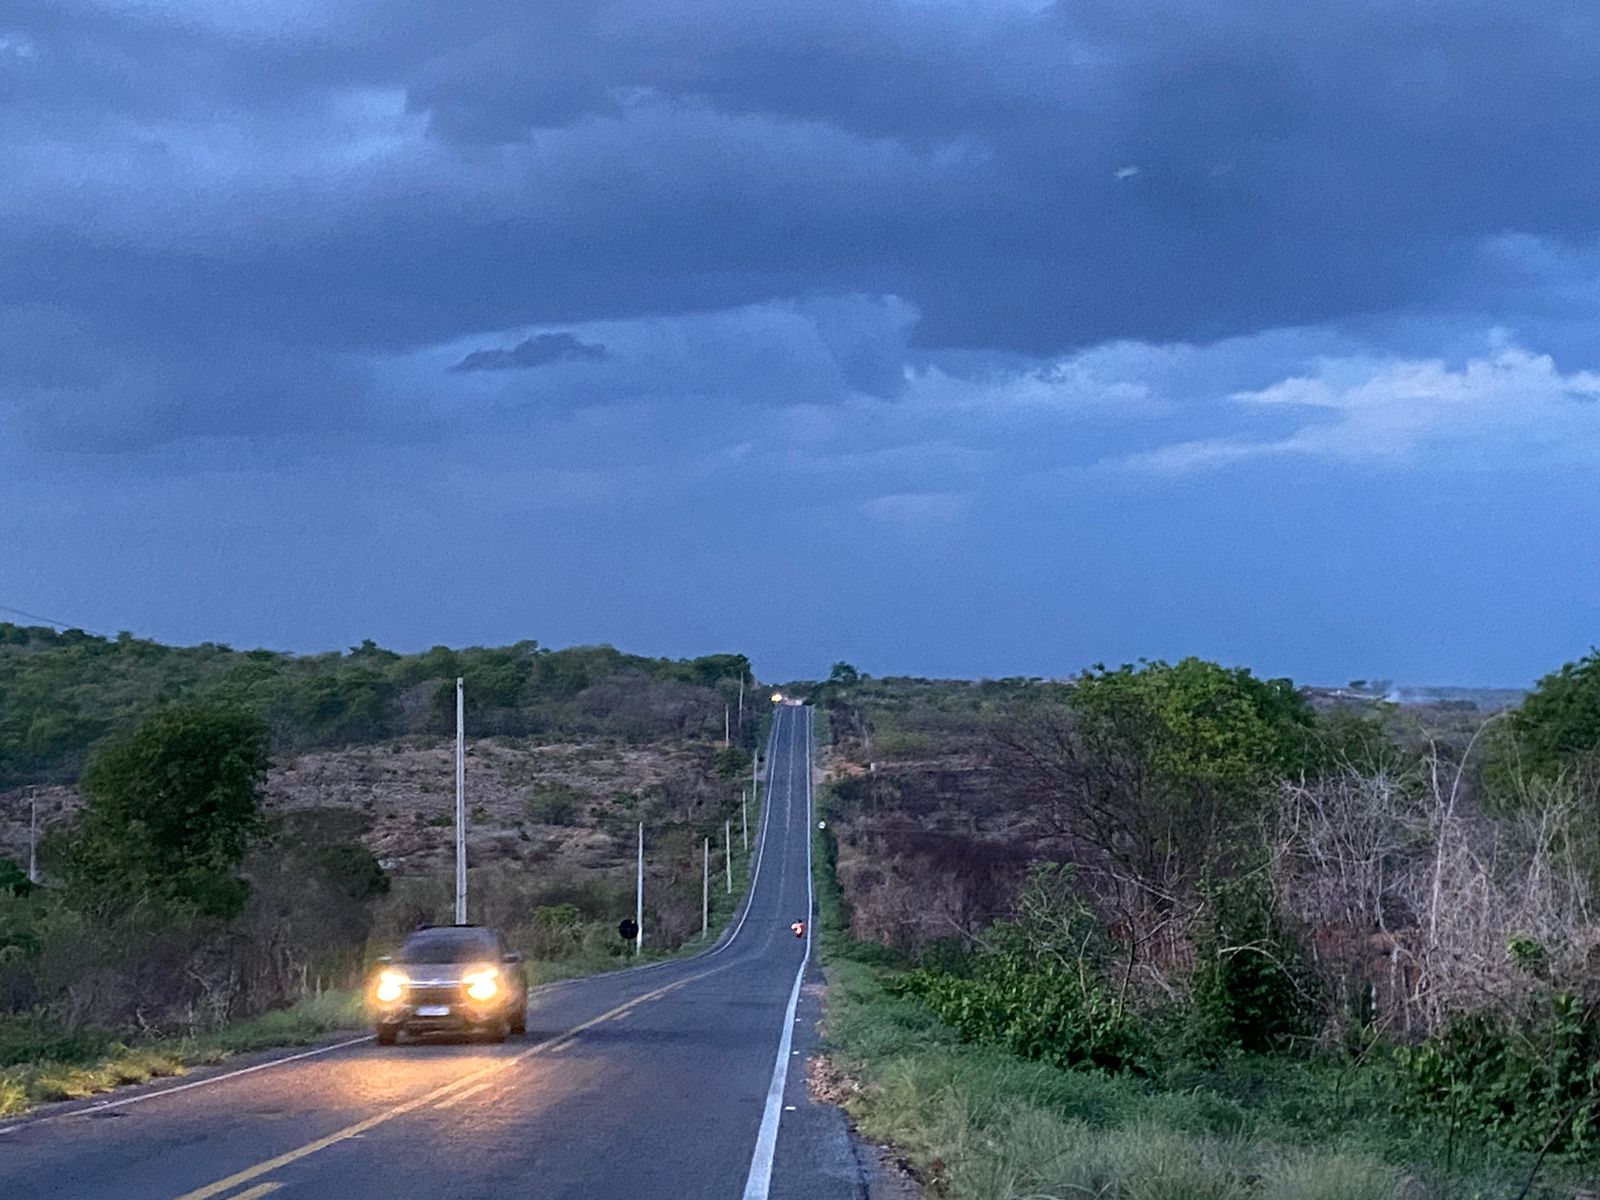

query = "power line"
[0, 603, 113, 638]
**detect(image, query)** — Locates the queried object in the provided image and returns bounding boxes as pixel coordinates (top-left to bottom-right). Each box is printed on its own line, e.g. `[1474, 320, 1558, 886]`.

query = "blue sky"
[3, 1, 1597, 686]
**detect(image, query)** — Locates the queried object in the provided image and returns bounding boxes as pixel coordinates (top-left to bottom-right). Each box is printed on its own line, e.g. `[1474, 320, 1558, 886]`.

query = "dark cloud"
[4, 0, 1600, 450]
[450, 332, 609, 372]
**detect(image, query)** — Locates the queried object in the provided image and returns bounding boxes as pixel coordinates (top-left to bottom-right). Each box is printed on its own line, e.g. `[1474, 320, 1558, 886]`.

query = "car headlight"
[374, 968, 407, 1004]
[463, 965, 500, 1002]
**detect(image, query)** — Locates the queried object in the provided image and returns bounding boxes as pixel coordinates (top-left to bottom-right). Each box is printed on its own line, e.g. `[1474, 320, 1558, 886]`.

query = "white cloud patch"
[860, 490, 971, 525]
[902, 356, 1157, 415]
[1102, 339, 1600, 475]
[0, 32, 37, 59]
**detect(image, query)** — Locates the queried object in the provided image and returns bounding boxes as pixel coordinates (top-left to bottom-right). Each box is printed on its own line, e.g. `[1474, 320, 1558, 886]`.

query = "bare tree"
[1272, 725, 1600, 1042]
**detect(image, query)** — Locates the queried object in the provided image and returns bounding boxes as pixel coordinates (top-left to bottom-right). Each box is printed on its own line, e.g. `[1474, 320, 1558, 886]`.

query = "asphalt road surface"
[0, 704, 876, 1200]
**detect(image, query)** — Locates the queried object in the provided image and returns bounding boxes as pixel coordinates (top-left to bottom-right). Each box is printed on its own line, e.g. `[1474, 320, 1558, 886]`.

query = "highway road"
[0, 704, 875, 1199]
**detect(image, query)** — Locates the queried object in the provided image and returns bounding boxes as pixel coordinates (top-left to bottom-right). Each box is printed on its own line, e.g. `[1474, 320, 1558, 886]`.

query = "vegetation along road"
[0, 704, 869, 1199]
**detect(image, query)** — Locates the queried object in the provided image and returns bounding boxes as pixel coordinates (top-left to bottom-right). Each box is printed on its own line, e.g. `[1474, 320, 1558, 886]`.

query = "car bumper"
[373, 1001, 507, 1029]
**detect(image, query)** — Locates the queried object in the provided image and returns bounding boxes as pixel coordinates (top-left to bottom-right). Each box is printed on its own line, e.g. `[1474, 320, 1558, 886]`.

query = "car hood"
[392, 962, 487, 985]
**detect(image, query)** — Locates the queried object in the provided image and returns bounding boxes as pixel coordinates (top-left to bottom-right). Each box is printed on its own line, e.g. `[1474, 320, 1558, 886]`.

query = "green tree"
[1498, 648, 1600, 782]
[1069, 658, 1313, 795]
[1313, 704, 1409, 776]
[997, 658, 1316, 887]
[55, 706, 269, 920]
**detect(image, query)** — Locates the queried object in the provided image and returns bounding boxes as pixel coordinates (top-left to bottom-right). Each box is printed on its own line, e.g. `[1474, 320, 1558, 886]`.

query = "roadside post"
[454, 677, 467, 925]
[635, 822, 645, 955]
[28, 787, 38, 885]
[702, 837, 710, 939]
[725, 820, 733, 894]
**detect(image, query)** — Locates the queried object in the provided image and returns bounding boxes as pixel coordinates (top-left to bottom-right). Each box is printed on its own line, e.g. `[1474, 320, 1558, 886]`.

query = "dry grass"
[0, 991, 361, 1118]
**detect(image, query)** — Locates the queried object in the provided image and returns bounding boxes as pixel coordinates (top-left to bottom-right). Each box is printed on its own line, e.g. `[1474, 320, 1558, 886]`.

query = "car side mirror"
[503, 951, 523, 965]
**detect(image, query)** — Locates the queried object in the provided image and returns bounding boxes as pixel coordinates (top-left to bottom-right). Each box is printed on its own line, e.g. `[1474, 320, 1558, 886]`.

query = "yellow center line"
[168, 972, 703, 1200]
[431, 1079, 497, 1111]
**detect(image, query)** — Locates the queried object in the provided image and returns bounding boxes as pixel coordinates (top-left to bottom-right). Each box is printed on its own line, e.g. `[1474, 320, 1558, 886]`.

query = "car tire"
[510, 1007, 526, 1035]
[376, 1023, 399, 1046]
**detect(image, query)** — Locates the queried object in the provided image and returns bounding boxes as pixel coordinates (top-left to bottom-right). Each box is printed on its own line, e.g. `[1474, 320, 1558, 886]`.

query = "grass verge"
[0, 990, 363, 1118]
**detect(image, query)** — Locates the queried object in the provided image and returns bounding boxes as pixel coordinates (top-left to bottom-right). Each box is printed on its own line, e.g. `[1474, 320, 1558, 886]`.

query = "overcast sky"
[3, 1, 1598, 686]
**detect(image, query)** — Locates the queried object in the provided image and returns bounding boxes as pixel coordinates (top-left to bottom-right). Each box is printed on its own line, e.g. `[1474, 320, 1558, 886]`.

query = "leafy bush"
[0, 860, 32, 897]
[528, 903, 585, 958]
[897, 957, 1147, 1073]
[527, 783, 584, 825]
[0, 1012, 117, 1068]
[893, 864, 1148, 1073]
[714, 744, 751, 779]
[1191, 870, 1318, 1054]
[1393, 992, 1600, 1155]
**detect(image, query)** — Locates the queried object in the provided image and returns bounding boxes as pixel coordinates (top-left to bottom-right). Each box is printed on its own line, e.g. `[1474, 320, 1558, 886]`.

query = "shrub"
[893, 864, 1148, 1073]
[714, 745, 751, 779]
[1191, 870, 1318, 1054]
[527, 784, 583, 826]
[897, 958, 1147, 1073]
[529, 904, 585, 959]
[1393, 993, 1600, 1155]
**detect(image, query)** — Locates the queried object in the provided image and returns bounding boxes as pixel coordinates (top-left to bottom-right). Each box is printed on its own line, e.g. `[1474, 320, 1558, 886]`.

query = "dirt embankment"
[824, 731, 1035, 954]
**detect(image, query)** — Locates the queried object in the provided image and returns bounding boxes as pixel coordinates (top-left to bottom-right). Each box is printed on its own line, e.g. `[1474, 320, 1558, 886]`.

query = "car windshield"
[395, 931, 499, 964]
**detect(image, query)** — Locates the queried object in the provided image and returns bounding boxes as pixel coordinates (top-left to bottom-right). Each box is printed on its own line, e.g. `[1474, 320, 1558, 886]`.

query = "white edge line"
[740, 706, 814, 1200]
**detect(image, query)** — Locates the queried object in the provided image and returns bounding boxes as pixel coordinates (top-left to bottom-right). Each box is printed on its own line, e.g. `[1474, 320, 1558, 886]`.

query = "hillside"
[0, 622, 753, 787]
[1, 733, 732, 881]
[0, 625, 764, 1042]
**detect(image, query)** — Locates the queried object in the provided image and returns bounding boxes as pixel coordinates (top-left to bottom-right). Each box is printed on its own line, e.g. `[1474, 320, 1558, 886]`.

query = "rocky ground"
[0, 734, 725, 881]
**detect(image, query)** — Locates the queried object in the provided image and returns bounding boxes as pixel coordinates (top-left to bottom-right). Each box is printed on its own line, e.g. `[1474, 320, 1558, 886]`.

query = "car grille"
[404, 984, 461, 1005]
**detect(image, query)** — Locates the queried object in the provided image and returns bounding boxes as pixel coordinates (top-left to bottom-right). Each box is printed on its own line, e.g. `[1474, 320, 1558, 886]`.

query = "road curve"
[0, 704, 870, 1199]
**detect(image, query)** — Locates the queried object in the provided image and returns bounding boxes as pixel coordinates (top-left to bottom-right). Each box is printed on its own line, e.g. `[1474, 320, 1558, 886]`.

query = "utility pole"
[724, 704, 731, 747]
[742, 789, 749, 853]
[737, 674, 744, 731]
[454, 677, 467, 925]
[635, 822, 644, 956]
[702, 837, 710, 939]
[27, 787, 38, 885]
[725, 820, 733, 894]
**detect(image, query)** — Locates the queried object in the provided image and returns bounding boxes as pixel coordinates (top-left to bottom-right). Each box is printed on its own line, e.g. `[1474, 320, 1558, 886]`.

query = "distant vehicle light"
[463, 966, 500, 1002]
[374, 969, 407, 1004]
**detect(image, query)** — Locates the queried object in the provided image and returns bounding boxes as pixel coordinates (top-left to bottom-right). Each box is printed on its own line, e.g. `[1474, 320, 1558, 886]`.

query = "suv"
[369, 924, 528, 1045]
